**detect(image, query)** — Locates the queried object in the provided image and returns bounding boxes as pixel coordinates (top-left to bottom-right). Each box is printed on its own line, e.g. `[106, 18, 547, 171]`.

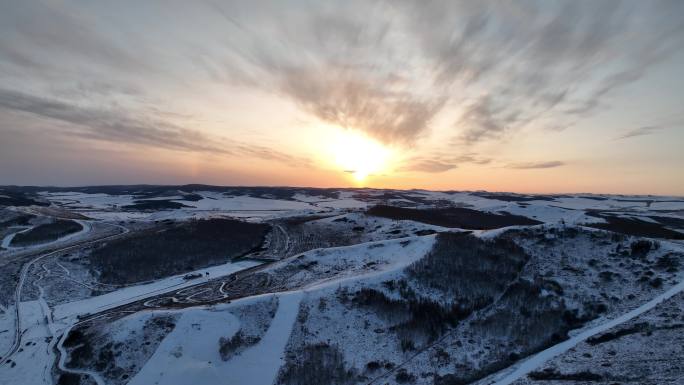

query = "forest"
[89, 218, 269, 284]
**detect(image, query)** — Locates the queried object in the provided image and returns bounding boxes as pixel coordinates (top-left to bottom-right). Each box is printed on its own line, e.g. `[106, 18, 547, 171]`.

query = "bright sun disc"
[327, 129, 392, 183]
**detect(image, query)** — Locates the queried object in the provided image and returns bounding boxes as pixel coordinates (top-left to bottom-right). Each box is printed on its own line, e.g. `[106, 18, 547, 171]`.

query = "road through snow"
[482, 276, 684, 385]
[1, 226, 32, 248]
[0, 221, 123, 366]
[1, 220, 91, 251]
[221, 291, 303, 385]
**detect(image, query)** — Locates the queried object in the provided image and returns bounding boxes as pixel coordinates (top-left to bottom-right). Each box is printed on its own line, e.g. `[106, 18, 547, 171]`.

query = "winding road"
[0, 222, 129, 366]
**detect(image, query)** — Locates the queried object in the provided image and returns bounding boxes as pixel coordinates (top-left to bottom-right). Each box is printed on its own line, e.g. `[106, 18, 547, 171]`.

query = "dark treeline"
[408, 232, 529, 308]
[0, 213, 34, 228]
[351, 287, 464, 342]
[90, 218, 269, 284]
[122, 200, 192, 210]
[0, 189, 48, 207]
[586, 212, 684, 239]
[11, 219, 82, 246]
[367, 205, 541, 229]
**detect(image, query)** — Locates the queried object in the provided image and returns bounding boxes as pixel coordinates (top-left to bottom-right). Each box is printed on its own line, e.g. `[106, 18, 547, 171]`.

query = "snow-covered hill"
[0, 186, 682, 385]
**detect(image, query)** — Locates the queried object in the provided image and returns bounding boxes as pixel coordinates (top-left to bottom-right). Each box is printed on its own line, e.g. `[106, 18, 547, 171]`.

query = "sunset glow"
[326, 129, 394, 184]
[0, 1, 682, 195]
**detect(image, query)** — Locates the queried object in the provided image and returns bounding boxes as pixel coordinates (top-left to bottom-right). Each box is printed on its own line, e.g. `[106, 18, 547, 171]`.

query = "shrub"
[219, 331, 261, 360]
[400, 338, 416, 352]
[276, 343, 357, 385]
[630, 240, 653, 257]
[395, 369, 416, 383]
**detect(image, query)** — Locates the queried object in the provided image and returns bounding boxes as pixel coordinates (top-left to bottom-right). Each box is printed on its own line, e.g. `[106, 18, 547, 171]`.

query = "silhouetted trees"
[277, 343, 357, 385]
[90, 218, 269, 284]
[367, 205, 541, 229]
[10, 219, 82, 246]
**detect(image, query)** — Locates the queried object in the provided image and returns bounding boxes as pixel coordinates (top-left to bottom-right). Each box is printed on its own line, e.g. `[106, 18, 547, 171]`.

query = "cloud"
[0, 88, 223, 153]
[0, 1, 146, 74]
[200, 1, 684, 147]
[274, 67, 447, 144]
[616, 126, 664, 140]
[1, 0, 683, 155]
[400, 153, 491, 173]
[401, 159, 458, 173]
[458, 96, 520, 144]
[507, 161, 565, 169]
[0, 88, 311, 168]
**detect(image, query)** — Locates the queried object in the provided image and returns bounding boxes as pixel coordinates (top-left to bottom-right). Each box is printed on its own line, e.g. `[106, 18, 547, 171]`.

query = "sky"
[0, 0, 683, 195]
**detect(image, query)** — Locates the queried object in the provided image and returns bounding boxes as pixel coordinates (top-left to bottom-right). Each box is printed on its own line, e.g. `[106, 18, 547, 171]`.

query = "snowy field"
[37, 189, 684, 229]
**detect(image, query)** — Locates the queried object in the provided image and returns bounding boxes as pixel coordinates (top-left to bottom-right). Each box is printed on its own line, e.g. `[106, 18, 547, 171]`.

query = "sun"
[326, 129, 393, 183]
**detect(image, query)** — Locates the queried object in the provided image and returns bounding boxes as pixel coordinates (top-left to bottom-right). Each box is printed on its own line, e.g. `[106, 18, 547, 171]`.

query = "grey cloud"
[233, 143, 312, 168]
[275, 67, 446, 144]
[206, 1, 452, 145]
[400, 153, 491, 173]
[404, 1, 684, 144]
[616, 126, 664, 140]
[0, 88, 219, 153]
[0, 88, 310, 167]
[203, 1, 684, 146]
[507, 161, 565, 169]
[0, 1, 144, 74]
[401, 159, 457, 173]
[458, 97, 514, 144]
[1, 0, 683, 153]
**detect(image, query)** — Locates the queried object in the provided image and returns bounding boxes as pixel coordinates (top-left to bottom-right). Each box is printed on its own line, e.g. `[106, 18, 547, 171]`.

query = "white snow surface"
[128, 291, 303, 385]
[219, 291, 303, 385]
[127, 306, 241, 385]
[1, 301, 56, 385]
[38, 189, 684, 226]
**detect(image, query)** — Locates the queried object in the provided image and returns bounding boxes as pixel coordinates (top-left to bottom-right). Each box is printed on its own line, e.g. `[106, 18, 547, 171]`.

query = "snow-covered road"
[1, 226, 32, 248]
[1, 220, 91, 251]
[220, 291, 303, 385]
[0, 221, 119, 367]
